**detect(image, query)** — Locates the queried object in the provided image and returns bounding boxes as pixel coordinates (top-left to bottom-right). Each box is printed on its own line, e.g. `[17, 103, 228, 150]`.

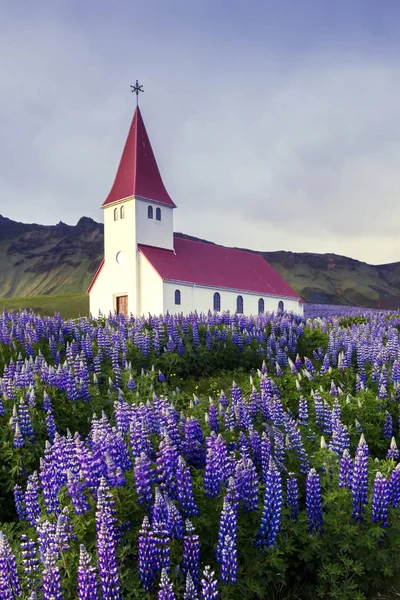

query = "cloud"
[1, 1, 400, 264]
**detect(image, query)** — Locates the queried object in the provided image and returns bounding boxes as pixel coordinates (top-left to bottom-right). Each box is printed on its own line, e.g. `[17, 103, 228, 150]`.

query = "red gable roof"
[102, 107, 175, 208]
[139, 236, 301, 298]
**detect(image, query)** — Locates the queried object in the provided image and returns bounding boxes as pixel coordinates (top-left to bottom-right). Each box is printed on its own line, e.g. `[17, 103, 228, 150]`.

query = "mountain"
[1, 215, 400, 309]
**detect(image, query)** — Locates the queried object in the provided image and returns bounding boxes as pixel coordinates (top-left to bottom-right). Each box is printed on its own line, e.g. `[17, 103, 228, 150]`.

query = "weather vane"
[130, 80, 144, 105]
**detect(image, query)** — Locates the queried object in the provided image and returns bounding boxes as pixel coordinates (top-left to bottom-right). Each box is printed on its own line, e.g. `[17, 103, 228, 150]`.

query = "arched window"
[120, 205, 125, 219]
[278, 300, 284, 312]
[156, 207, 161, 221]
[175, 289, 181, 305]
[258, 298, 264, 314]
[114, 207, 119, 221]
[213, 292, 221, 311]
[148, 205, 153, 219]
[236, 295, 243, 314]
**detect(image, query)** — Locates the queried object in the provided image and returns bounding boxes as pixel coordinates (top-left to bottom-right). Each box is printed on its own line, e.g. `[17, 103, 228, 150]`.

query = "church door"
[116, 295, 128, 317]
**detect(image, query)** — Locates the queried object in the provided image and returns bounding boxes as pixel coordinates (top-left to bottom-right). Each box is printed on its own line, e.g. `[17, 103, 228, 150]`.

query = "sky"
[1, 0, 400, 264]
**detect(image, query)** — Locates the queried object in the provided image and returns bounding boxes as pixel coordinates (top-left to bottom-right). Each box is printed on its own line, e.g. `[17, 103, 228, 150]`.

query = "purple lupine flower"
[216, 479, 239, 582]
[0, 531, 22, 600]
[286, 472, 299, 520]
[387, 437, 400, 461]
[67, 469, 91, 515]
[13, 484, 26, 521]
[260, 432, 272, 484]
[77, 544, 98, 600]
[134, 452, 154, 510]
[165, 495, 184, 540]
[208, 400, 219, 433]
[338, 450, 353, 489]
[184, 572, 199, 600]
[158, 371, 166, 383]
[383, 411, 393, 439]
[96, 477, 121, 600]
[372, 472, 390, 529]
[234, 456, 258, 511]
[204, 448, 221, 498]
[351, 435, 369, 522]
[20, 535, 39, 593]
[306, 469, 323, 534]
[25, 471, 40, 526]
[156, 435, 179, 500]
[388, 464, 400, 508]
[13, 422, 24, 448]
[283, 412, 310, 474]
[176, 457, 199, 517]
[42, 549, 62, 600]
[183, 417, 205, 468]
[182, 520, 200, 586]
[200, 566, 219, 600]
[158, 568, 176, 600]
[255, 459, 282, 549]
[138, 516, 159, 592]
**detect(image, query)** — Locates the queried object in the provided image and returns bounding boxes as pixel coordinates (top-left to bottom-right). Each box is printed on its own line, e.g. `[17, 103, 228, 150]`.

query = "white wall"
[135, 197, 174, 250]
[138, 253, 164, 316]
[90, 197, 138, 316]
[163, 281, 303, 316]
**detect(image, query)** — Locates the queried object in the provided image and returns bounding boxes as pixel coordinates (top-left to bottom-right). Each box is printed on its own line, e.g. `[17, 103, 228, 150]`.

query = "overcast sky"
[1, 0, 400, 264]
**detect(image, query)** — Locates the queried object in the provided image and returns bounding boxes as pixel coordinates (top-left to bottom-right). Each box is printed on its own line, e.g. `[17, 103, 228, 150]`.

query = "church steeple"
[102, 106, 176, 208]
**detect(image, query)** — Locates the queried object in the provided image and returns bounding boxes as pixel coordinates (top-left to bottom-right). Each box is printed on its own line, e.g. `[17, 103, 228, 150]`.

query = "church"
[87, 96, 303, 318]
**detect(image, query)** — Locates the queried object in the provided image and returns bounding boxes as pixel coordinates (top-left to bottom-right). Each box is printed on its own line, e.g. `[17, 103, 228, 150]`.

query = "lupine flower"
[255, 459, 282, 549]
[351, 435, 369, 522]
[200, 566, 219, 600]
[184, 572, 199, 600]
[77, 544, 98, 600]
[383, 411, 393, 439]
[182, 520, 200, 586]
[96, 477, 121, 600]
[176, 457, 199, 517]
[338, 450, 353, 489]
[306, 469, 323, 534]
[42, 549, 62, 600]
[13, 484, 26, 521]
[134, 452, 154, 510]
[387, 437, 400, 461]
[372, 472, 390, 529]
[138, 516, 159, 592]
[20, 535, 39, 593]
[158, 568, 176, 599]
[388, 463, 400, 508]
[0, 531, 22, 600]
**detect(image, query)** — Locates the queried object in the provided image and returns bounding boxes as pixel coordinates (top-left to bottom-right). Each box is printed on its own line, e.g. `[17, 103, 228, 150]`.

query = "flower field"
[2, 309, 400, 599]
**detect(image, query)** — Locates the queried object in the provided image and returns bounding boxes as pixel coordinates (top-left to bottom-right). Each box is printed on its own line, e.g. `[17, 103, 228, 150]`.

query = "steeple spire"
[102, 98, 175, 208]
[130, 80, 144, 106]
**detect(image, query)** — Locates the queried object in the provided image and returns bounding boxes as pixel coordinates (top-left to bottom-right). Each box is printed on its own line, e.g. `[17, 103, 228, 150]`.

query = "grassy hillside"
[0, 293, 89, 319]
[1, 215, 400, 309]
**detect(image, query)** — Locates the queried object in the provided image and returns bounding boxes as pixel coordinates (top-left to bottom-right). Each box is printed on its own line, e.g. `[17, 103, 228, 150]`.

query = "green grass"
[0, 293, 89, 319]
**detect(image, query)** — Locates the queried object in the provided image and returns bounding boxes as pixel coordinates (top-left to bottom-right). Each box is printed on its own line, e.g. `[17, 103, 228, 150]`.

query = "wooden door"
[116, 295, 128, 317]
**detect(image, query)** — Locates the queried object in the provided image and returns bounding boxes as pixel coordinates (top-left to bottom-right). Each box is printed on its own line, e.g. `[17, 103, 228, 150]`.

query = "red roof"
[139, 237, 301, 298]
[102, 107, 175, 208]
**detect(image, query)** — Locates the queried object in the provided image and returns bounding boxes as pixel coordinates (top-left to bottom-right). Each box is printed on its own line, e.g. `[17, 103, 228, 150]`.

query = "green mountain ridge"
[1, 215, 399, 309]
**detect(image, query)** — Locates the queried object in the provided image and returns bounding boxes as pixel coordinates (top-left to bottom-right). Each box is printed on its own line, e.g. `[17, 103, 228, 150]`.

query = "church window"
[236, 295, 243, 314]
[278, 300, 284, 312]
[175, 289, 181, 305]
[148, 206, 153, 219]
[213, 292, 221, 311]
[258, 298, 264, 314]
[114, 208, 119, 221]
[120, 205, 125, 219]
[156, 207, 161, 221]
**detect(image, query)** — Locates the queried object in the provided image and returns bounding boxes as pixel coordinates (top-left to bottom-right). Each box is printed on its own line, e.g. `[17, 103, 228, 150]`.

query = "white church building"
[87, 103, 303, 317]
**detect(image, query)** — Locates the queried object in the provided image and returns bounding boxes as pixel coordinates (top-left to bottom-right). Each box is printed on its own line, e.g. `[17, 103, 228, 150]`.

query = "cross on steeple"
[130, 80, 144, 105]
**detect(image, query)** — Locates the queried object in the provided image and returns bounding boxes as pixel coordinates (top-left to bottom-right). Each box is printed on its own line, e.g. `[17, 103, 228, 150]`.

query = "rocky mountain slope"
[1, 215, 400, 309]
